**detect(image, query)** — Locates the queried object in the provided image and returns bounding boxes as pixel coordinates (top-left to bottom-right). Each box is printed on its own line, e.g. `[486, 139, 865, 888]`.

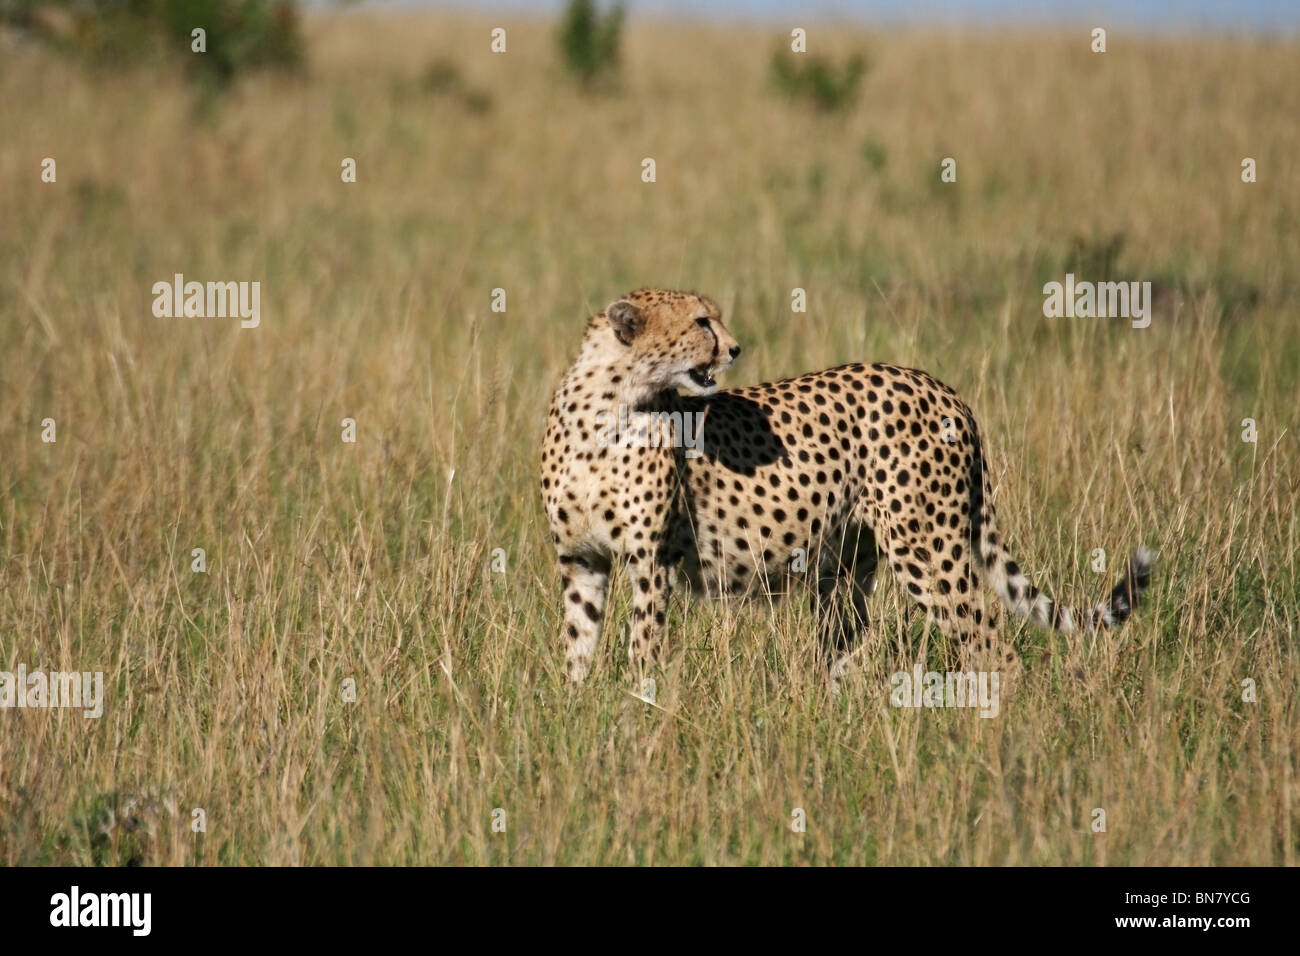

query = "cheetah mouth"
[687, 366, 717, 389]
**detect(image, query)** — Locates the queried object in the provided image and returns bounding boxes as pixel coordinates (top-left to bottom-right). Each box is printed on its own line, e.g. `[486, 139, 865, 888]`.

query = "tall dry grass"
[0, 10, 1297, 864]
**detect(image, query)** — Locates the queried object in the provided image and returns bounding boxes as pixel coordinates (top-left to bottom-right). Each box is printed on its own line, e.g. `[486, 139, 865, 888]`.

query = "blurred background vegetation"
[2, 0, 304, 83]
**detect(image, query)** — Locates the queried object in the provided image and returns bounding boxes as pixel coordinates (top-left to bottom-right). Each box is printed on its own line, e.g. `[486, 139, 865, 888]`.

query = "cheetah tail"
[980, 536, 1155, 635]
[970, 447, 1154, 635]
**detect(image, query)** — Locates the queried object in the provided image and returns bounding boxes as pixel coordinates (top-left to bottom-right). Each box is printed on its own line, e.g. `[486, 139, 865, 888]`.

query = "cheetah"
[540, 288, 1154, 689]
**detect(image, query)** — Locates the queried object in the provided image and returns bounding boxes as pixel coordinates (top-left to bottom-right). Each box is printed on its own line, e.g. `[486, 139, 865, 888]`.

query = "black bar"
[3, 866, 1290, 943]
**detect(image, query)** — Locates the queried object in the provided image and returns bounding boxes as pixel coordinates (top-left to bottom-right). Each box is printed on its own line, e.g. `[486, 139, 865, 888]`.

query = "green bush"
[860, 136, 888, 171]
[770, 49, 868, 113]
[2, 0, 304, 85]
[557, 0, 624, 88]
[421, 56, 495, 114]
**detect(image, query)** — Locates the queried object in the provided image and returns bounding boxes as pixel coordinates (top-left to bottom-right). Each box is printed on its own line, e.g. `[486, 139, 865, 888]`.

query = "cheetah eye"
[695, 317, 711, 328]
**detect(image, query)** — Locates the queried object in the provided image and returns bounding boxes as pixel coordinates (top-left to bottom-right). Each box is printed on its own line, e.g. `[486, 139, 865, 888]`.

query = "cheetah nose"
[729, 345, 741, 359]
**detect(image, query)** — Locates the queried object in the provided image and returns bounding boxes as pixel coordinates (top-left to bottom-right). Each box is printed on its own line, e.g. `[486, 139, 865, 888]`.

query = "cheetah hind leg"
[818, 528, 880, 695]
[947, 610, 1022, 696]
[927, 562, 1023, 696]
[882, 538, 1023, 696]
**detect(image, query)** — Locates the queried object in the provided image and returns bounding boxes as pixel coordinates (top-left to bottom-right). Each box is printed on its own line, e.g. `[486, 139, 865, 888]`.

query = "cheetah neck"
[554, 327, 666, 415]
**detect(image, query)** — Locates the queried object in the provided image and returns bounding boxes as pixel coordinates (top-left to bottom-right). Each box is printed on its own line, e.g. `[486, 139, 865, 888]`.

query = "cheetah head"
[601, 289, 741, 397]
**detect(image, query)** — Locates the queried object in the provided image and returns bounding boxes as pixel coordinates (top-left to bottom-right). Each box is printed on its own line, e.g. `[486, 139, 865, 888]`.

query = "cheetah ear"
[607, 300, 645, 345]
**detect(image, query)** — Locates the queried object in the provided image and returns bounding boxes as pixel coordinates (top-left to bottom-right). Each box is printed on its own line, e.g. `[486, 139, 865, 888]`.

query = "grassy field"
[1, 9, 1298, 865]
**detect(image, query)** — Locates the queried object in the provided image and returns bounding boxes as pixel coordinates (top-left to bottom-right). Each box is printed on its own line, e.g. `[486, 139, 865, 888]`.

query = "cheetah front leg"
[626, 549, 671, 679]
[558, 553, 611, 683]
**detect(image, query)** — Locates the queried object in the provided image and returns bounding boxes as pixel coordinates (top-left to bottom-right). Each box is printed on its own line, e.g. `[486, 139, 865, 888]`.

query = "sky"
[365, 0, 1300, 33]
